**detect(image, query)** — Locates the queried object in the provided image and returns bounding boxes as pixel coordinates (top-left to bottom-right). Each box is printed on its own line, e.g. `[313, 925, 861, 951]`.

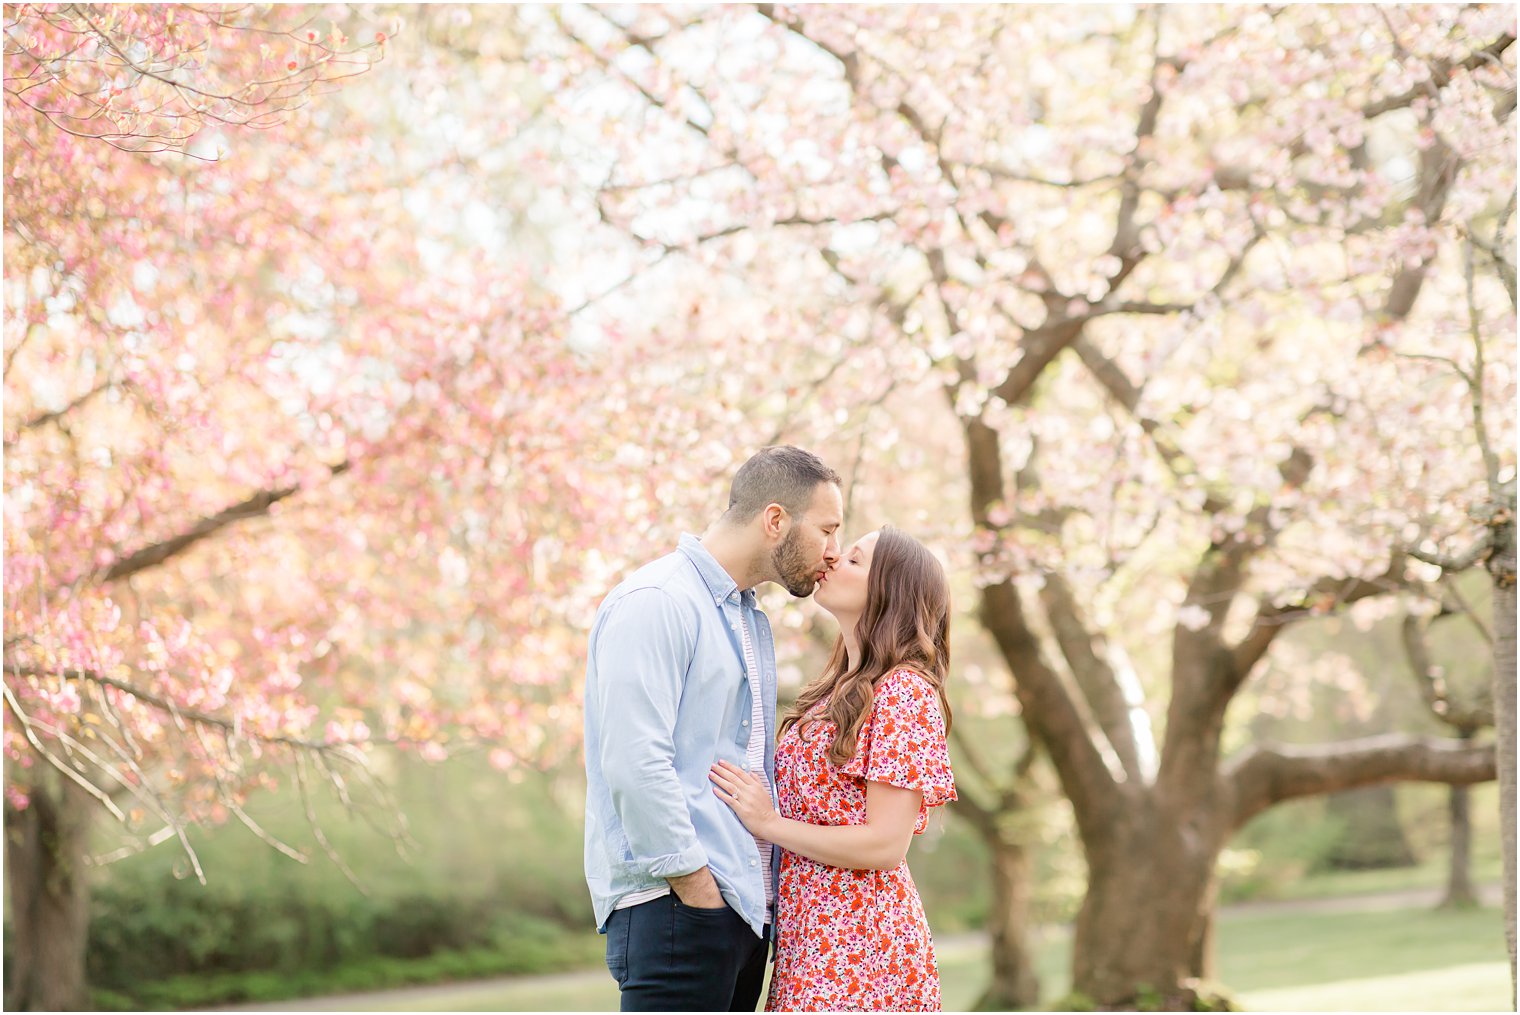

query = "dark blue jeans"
[604, 894, 769, 1012]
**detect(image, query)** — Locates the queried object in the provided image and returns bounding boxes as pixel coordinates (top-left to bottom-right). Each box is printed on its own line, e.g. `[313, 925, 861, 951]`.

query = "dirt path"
[220, 883, 1503, 1012]
[1222, 881, 1501, 916]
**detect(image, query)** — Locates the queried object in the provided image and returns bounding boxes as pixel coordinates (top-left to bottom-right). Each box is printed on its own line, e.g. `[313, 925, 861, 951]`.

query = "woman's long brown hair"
[779, 526, 952, 766]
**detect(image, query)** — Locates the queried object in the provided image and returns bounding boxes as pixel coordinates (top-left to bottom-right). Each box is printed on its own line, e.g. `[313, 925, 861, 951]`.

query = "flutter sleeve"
[839, 668, 957, 833]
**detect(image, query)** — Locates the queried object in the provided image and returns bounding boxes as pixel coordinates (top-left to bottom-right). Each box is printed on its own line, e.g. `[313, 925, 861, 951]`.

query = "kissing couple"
[584, 445, 956, 1012]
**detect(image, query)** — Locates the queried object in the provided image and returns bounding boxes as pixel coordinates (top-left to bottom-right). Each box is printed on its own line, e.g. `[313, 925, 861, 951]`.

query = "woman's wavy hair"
[779, 526, 952, 766]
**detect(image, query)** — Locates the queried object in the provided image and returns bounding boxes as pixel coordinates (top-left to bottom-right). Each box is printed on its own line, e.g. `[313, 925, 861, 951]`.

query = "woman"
[709, 526, 956, 1012]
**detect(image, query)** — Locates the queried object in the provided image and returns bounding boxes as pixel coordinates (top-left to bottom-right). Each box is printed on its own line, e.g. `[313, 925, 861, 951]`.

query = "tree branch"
[1038, 572, 1145, 783]
[1408, 532, 1494, 572]
[1184, 447, 1314, 636]
[989, 318, 1087, 406]
[1157, 446, 1321, 790]
[1067, 226, 1270, 509]
[977, 577, 1123, 836]
[960, 415, 1120, 828]
[1402, 612, 1493, 734]
[1084, 228, 1263, 324]
[1380, 129, 1460, 321]
[1230, 570, 1398, 681]
[959, 162, 1121, 188]
[5, 381, 118, 446]
[1104, 9, 1168, 268]
[1360, 32, 1516, 120]
[1071, 337, 1228, 513]
[1469, 191, 1516, 309]
[4, 663, 335, 753]
[2, 683, 131, 824]
[1227, 733, 1496, 827]
[1440, 575, 1494, 644]
[100, 461, 350, 583]
[558, 9, 712, 140]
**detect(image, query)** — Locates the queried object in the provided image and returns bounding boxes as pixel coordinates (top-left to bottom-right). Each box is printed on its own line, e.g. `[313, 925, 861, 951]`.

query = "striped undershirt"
[737, 609, 776, 915]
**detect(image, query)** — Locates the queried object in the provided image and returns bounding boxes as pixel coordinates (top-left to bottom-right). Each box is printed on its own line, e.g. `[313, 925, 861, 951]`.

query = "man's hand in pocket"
[668, 867, 725, 908]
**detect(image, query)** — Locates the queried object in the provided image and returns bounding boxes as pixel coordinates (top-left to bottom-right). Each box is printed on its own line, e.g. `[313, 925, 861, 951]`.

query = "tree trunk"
[1489, 485, 1517, 1000]
[1441, 731, 1479, 909]
[1323, 784, 1418, 870]
[5, 778, 93, 1012]
[1442, 782, 1478, 908]
[974, 835, 1041, 1010]
[1070, 800, 1230, 1010]
[1189, 909, 1216, 982]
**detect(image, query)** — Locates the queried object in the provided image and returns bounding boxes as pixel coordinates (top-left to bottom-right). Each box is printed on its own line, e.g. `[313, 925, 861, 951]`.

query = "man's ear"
[761, 503, 789, 540]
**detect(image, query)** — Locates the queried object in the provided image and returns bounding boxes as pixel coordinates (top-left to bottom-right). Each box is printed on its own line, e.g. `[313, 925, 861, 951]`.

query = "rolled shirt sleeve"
[590, 588, 709, 879]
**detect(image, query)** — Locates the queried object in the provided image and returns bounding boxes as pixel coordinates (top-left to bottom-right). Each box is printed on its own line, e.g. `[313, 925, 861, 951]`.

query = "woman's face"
[814, 529, 878, 622]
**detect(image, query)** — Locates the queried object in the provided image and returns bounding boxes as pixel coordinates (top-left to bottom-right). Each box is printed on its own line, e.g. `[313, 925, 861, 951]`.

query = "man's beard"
[771, 527, 818, 598]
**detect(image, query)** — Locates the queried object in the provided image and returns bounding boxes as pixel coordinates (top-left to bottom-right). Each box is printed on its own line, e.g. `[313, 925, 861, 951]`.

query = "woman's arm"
[709, 760, 920, 871]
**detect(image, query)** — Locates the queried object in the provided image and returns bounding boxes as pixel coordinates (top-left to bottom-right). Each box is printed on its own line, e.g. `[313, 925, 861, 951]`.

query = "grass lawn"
[1237, 964, 1512, 1013]
[1216, 905, 1507, 991]
[246, 902, 1510, 1012]
[946, 905, 1510, 1012]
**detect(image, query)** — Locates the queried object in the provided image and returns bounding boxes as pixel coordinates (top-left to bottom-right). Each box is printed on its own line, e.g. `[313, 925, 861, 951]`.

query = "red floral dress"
[766, 668, 957, 1012]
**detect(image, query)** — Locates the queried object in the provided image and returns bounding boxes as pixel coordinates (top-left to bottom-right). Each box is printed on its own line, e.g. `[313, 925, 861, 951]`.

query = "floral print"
[766, 668, 956, 1012]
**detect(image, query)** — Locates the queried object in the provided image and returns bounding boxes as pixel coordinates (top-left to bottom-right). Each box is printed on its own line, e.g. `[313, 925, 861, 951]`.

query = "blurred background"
[3, 4, 1515, 1011]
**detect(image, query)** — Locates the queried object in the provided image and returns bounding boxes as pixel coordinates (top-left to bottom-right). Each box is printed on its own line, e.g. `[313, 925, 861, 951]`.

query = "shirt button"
[742, 719, 750, 726]
[750, 859, 758, 866]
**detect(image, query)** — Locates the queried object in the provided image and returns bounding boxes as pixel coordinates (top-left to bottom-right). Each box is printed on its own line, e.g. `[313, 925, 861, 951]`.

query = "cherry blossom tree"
[523, 4, 1514, 1006]
[3, 5, 674, 1008]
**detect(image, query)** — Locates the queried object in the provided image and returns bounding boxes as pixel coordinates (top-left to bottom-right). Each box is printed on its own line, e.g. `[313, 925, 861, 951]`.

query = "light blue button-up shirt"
[583, 534, 779, 938]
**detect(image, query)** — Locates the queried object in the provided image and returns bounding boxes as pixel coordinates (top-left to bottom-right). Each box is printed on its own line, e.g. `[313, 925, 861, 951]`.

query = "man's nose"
[823, 537, 841, 565]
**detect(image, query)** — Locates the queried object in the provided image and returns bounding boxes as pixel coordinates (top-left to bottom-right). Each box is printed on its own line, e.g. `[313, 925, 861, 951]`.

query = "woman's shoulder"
[877, 666, 933, 691]
[873, 666, 940, 708]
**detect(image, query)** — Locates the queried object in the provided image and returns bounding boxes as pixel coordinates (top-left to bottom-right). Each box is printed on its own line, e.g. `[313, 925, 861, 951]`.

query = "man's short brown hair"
[723, 446, 841, 523]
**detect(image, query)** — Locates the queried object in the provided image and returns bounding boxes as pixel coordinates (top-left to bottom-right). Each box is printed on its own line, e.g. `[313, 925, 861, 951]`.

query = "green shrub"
[90, 932, 606, 1011]
[80, 872, 597, 1009]
[369, 893, 493, 959]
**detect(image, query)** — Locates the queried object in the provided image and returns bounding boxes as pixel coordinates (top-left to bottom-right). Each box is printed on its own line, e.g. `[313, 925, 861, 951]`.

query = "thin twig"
[3, 685, 129, 823]
[294, 749, 366, 893]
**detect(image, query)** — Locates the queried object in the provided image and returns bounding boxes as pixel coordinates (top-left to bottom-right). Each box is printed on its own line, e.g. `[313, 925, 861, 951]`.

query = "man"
[584, 446, 844, 1012]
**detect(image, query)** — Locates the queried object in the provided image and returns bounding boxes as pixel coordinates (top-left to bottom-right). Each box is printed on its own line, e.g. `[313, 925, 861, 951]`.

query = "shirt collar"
[678, 533, 757, 608]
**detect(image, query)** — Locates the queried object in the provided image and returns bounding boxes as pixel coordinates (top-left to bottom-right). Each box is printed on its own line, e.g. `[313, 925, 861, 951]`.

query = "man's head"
[721, 446, 843, 597]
